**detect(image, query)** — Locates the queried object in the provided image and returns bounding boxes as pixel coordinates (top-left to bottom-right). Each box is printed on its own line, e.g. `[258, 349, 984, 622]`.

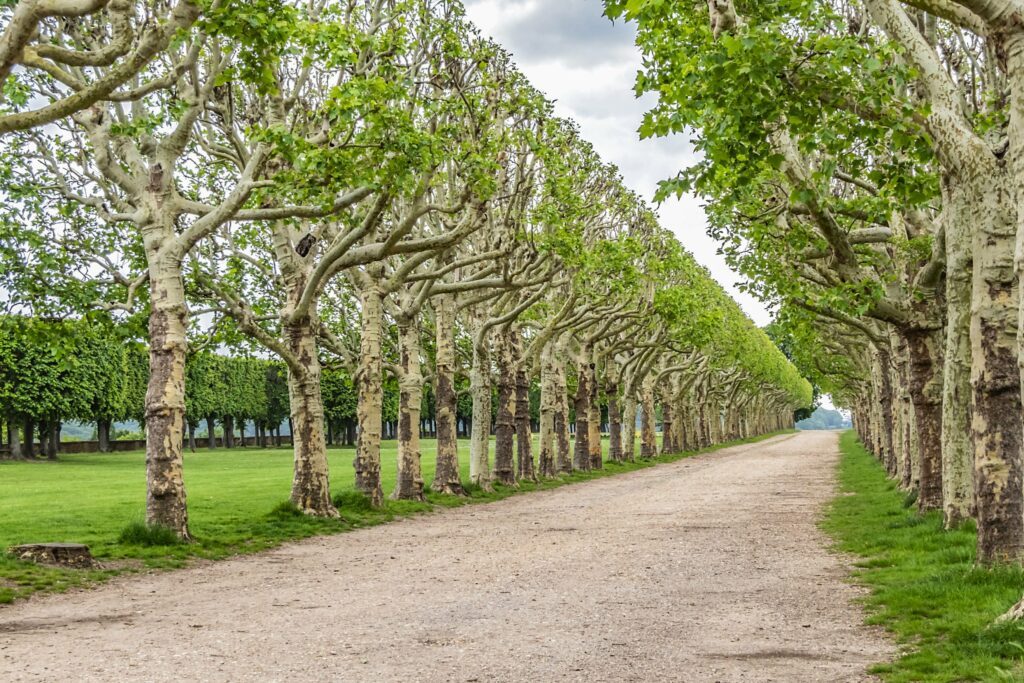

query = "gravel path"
[0, 430, 892, 682]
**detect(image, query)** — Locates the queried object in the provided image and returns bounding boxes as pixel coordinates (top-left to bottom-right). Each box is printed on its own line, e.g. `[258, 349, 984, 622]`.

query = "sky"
[461, 0, 773, 327]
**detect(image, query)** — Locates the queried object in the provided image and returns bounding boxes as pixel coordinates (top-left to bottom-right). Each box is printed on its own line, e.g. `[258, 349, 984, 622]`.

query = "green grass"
[823, 431, 1024, 682]
[0, 431, 792, 604]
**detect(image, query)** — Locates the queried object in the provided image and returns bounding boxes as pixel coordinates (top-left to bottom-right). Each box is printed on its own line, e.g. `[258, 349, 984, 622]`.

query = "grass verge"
[823, 430, 1024, 682]
[0, 430, 792, 605]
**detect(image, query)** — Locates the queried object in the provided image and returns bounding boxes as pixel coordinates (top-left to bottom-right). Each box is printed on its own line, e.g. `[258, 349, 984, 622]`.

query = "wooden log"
[9, 543, 97, 569]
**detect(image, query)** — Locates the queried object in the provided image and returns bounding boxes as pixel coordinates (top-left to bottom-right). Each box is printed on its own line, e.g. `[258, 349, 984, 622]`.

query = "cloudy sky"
[462, 0, 772, 327]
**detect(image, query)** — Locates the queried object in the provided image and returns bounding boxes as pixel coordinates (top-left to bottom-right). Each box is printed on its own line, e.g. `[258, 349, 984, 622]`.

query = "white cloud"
[463, 0, 773, 326]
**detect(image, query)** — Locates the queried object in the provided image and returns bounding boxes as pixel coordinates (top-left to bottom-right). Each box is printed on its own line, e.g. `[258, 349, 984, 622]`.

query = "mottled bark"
[942, 182, 974, 527]
[904, 323, 944, 513]
[660, 393, 674, 455]
[894, 336, 914, 489]
[697, 403, 710, 450]
[640, 380, 657, 457]
[587, 351, 602, 470]
[286, 313, 337, 517]
[707, 402, 721, 446]
[1004, 30, 1024, 563]
[393, 316, 426, 501]
[875, 350, 896, 478]
[493, 330, 517, 486]
[355, 284, 384, 506]
[144, 268, 190, 538]
[572, 353, 592, 471]
[469, 329, 492, 487]
[884, 333, 905, 480]
[606, 378, 622, 463]
[431, 294, 464, 496]
[515, 339, 535, 482]
[678, 405, 693, 451]
[971, 174, 1024, 563]
[554, 342, 573, 473]
[537, 342, 558, 477]
[622, 396, 637, 461]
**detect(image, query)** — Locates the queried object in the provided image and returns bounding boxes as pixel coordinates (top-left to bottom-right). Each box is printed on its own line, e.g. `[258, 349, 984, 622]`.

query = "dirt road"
[0, 431, 892, 682]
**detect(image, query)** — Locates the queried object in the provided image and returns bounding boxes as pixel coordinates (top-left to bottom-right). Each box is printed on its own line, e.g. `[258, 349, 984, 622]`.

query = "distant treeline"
[0, 317, 500, 458]
[796, 407, 851, 431]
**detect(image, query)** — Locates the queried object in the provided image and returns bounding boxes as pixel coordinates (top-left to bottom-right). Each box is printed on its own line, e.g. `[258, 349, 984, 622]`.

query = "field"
[0, 433, 784, 604]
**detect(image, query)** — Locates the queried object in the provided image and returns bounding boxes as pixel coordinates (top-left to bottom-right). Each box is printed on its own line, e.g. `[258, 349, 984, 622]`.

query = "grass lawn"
[823, 431, 1024, 682]
[0, 431, 789, 604]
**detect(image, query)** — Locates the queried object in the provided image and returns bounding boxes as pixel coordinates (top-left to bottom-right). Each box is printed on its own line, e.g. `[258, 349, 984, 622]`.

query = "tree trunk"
[515, 337, 535, 482]
[707, 403, 719, 446]
[97, 419, 111, 453]
[46, 421, 59, 459]
[572, 352, 591, 471]
[554, 344, 572, 474]
[903, 322, 944, 513]
[23, 417, 34, 459]
[538, 342, 558, 478]
[971, 173, 1024, 563]
[587, 350, 602, 470]
[187, 422, 196, 453]
[999, 32, 1024, 566]
[432, 294, 464, 495]
[622, 396, 637, 461]
[697, 403, 709, 449]
[286, 313, 338, 517]
[393, 316, 426, 501]
[873, 350, 896, 477]
[640, 380, 657, 457]
[940, 183, 974, 526]
[469, 330, 492, 488]
[493, 329, 517, 486]
[682, 404, 694, 450]
[355, 285, 384, 506]
[894, 335, 915, 489]
[661, 394, 674, 455]
[607, 380, 622, 463]
[206, 416, 216, 450]
[8, 414, 21, 459]
[143, 269, 190, 539]
[37, 419, 46, 456]
[223, 415, 234, 449]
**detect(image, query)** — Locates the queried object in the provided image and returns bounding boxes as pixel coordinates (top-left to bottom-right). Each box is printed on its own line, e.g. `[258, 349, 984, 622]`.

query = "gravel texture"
[0, 430, 893, 682]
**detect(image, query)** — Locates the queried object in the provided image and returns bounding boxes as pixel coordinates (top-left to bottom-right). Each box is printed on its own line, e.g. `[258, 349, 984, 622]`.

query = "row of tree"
[604, 0, 1024, 570]
[0, 0, 811, 539]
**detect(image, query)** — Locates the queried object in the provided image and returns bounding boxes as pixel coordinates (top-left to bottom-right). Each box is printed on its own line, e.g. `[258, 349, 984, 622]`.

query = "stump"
[9, 543, 97, 569]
